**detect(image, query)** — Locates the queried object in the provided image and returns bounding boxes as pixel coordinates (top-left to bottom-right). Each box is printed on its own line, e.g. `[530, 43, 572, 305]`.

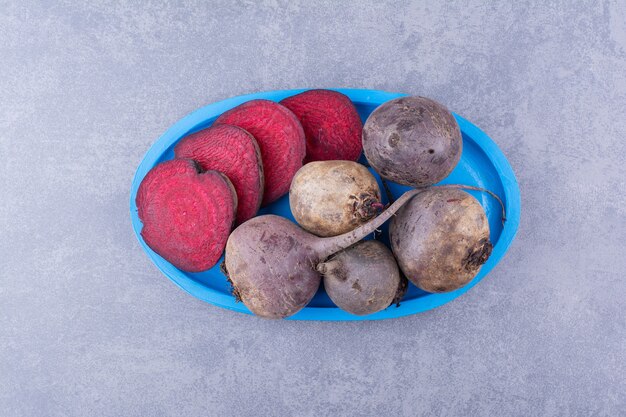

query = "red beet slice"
[174, 124, 264, 224]
[136, 158, 237, 272]
[280, 89, 363, 163]
[214, 99, 305, 205]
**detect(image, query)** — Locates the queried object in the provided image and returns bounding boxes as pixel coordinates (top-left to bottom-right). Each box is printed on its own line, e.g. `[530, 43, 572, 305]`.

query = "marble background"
[1, 1, 625, 416]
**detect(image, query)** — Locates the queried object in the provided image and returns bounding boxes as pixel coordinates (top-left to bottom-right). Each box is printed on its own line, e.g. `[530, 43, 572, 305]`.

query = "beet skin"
[289, 161, 382, 237]
[281, 89, 363, 163]
[215, 99, 305, 205]
[174, 124, 264, 224]
[362, 96, 462, 187]
[389, 188, 491, 293]
[136, 158, 237, 272]
[318, 240, 401, 316]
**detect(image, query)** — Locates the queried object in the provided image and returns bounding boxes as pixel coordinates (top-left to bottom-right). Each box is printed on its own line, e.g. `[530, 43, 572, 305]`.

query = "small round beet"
[389, 188, 492, 293]
[215, 99, 305, 205]
[289, 161, 383, 237]
[280, 89, 363, 163]
[363, 96, 462, 187]
[136, 159, 237, 272]
[223, 189, 420, 319]
[317, 240, 400, 316]
[174, 124, 264, 224]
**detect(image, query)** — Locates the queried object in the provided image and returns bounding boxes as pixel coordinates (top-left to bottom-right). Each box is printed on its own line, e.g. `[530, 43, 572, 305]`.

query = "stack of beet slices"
[135, 90, 364, 272]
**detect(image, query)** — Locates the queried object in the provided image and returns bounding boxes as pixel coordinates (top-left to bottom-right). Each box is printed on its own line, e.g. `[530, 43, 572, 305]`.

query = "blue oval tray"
[130, 89, 521, 320]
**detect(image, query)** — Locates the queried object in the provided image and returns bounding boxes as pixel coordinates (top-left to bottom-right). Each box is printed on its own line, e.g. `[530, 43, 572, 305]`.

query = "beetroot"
[281, 89, 363, 163]
[174, 124, 264, 224]
[289, 161, 383, 237]
[363, 96, 462, 187]
[223, 189, 420, 319]
[317, 240, 401, 316]
[389, 188, 491, 293]
[136, 158, 237, 272]
[214, 99, 305, 205]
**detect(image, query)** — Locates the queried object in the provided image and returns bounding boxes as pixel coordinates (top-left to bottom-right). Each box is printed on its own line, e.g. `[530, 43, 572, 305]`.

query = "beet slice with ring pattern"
[281, 89, 363, 163]
[175, 124, 263, 224]
[215, 99, 305, 205]
[136, 158, 237, 272]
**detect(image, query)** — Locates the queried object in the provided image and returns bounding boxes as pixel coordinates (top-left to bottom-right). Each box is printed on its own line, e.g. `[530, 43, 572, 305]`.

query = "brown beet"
[317, 240, 400, 316]
[174, 124, 264, 224]
[215, 99, 305, 205]
[280, 89, 363, 163]
[363, 96, 462, 187]
[224, 189, 420, 319]
[136, 159, 237, 272]
[289, 161, 382, 237]
[389, 188, 491, 293]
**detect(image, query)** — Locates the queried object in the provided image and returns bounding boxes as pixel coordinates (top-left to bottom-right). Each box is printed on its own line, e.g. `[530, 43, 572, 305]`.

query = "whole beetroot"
[317, 240, 400, 316]
[174, 124, 264, 224]
[215, 99, 305, 205]
[389, 188, 491, 293]
[289, 161, 383, 237]
[280, 89, 363, 163]
[362, 96, 462, 187]
[136, 159, 237, 272]
[223, 189, 420, 319]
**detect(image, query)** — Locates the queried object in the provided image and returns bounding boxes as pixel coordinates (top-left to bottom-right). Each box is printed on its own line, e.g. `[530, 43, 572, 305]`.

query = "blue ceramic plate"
[130, 89, 520, 320]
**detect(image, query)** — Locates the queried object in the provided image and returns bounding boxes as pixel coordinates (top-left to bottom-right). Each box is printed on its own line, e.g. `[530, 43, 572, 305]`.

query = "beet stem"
[315, 189, 420, 259]
[312, 183, 505, 260]
[431, 184, 507, 225]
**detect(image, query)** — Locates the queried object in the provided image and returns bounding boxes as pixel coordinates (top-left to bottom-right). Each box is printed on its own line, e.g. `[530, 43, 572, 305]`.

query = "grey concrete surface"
[1, 1, 625, 416]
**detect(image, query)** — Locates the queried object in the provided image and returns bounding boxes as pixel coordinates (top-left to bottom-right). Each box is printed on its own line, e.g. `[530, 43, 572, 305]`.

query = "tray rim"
[130, 88, 521, 321]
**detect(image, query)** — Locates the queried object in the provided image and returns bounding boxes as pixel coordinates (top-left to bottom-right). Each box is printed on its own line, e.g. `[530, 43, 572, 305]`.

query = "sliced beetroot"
[174, 124, 264, 224]
[136, 158, 237, 272]
[280, 89, 363, 163]
[214, 99, 305, 205]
